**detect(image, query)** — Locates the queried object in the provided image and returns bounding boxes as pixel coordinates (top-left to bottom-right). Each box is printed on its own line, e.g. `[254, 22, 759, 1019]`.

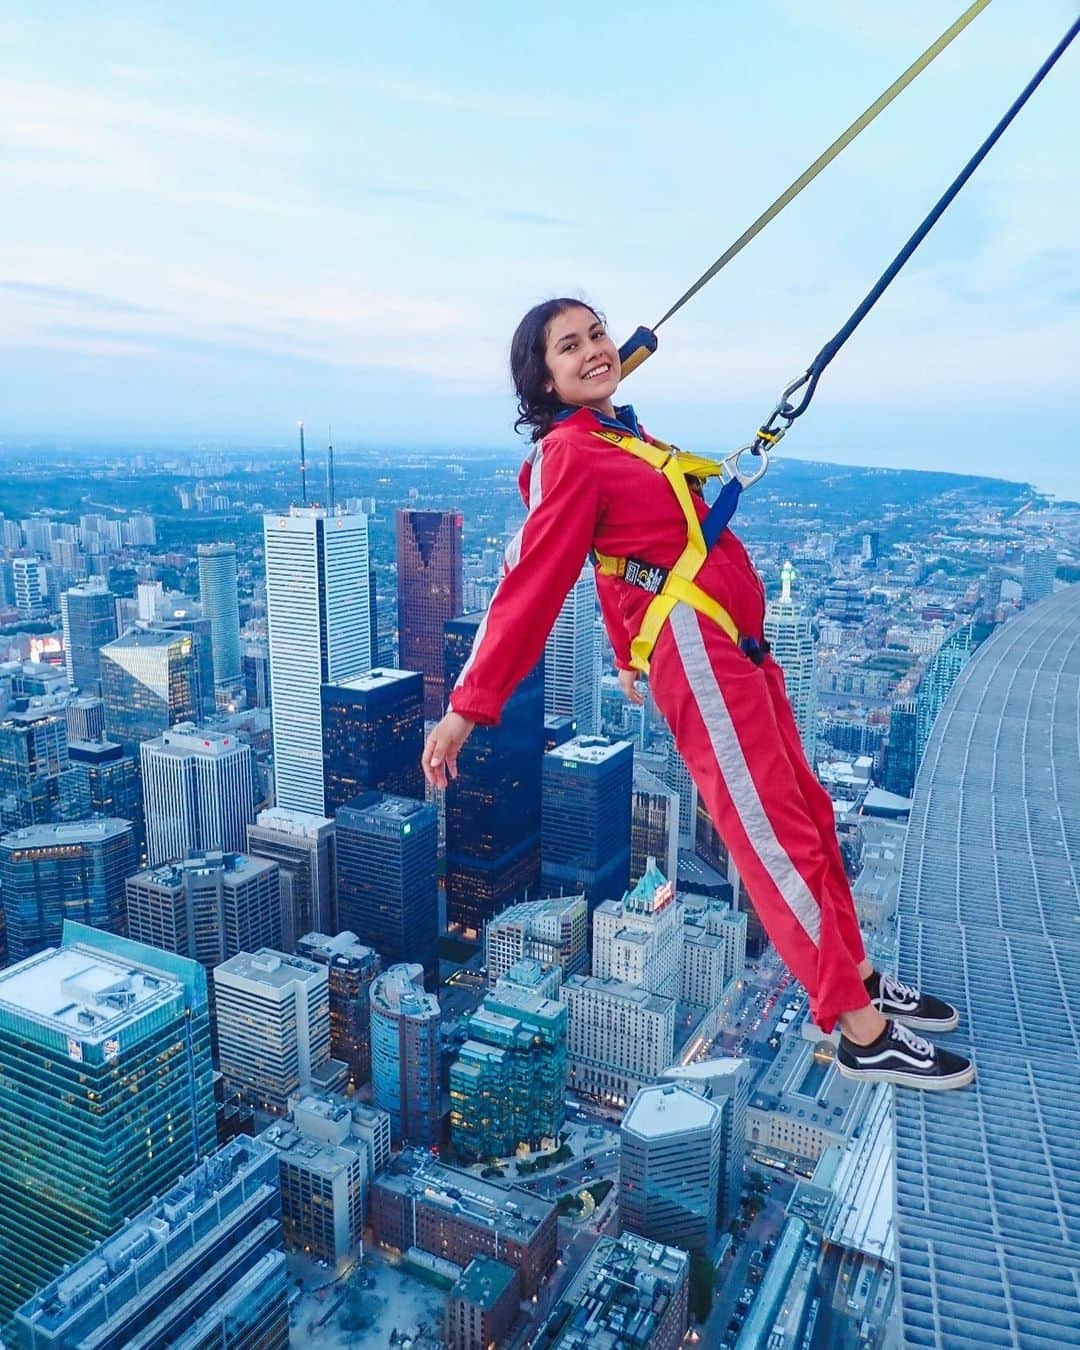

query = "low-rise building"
[496, 955, 562, 999]
[746, 1031, 870, 1166]
[534, 1233, 689, 1350]
[445, 1257, 520, 1350]
[560, 973, 675, 1108]
[372, 1149, 557, 1297]
[260, 1117, 364, 1265]
[485, 893, 588, 986]
[678, 894, 747, 1008]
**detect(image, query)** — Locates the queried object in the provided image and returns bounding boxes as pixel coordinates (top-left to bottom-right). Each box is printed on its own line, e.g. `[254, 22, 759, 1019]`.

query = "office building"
[286, 1091, 391, 1194]
[296, 930, 381, 1085]
[0, 705, 85, 828]
[592, 862, 681, 998]
[536, 1233, 689, 1350]
[243, 637, 271, 708]
[260, 1117, 364, 1266]
[544, 565, 600, 736]
[620, 1082, 724, 1251]
[0, 923, 215, 1325]
[264, 506, 371, 814]
[884, 699, 918, 797]
[450, 985, 567, 1161]
[336, 792, 438, 975]
[446, 1257, 520, 1350]
[13, 1137, 289, 1350]
[0, 820, 134, 962]
[679, 890, 747, 994]
[445, 614, 544, 936]
[197, 542, 242, 687]
[246, 806, 336, 950]
[763, 561, 816, 763]
[214, 948, 337, 1114]
[141, 724, 255, 865]
[126, 851, 281, 970]
[62, 693, 106, 743]
[542, 735, 633, 912]
[631, 764, 679, 887]
[12, 557, 48, 619]
[370, 964, 441, 1147]
[662, 1058, 749, 1228]
[67, 737, 142, 834]
[396, 508, 463, 719]
[321, 667, 424, 812]
[915, 623, 972, 767]
[59, 580, 118, 693]
[894, 585, 1080, 1348]
[151, 611, 216, 717]
[372, 1150, 557, 1297]
[560, 974, 675, 1107]
[746, 1033, 869, 1162]
[497, 955, 562, 999]
[485, 892, 589, 985]
[1021, 546, 1056, 604]
[99, 627, 198, 751]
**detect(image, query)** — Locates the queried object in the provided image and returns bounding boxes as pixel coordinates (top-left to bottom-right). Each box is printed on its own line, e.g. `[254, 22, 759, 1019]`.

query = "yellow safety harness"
[590, 430, 764, 675]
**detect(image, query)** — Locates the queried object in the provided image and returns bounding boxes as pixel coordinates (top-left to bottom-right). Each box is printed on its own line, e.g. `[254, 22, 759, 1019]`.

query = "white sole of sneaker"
[885, 1009, 961, 1032]
[836, 1060, 975, 1091]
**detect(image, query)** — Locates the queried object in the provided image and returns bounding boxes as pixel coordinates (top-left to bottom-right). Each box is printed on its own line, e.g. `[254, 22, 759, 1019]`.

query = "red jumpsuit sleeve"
[449, 432, 600, 725]
[596, 572, 634, 671]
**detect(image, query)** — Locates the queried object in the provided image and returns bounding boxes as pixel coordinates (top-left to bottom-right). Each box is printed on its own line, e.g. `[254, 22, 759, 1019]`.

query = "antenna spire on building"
[327, 425, 336, 514]
[298, 421, 308, 505]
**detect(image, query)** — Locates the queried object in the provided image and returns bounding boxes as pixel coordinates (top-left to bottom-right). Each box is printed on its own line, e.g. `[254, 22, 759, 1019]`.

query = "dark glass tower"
[884, 700, 919, 797]
[99, 628, 198, 753]
[335, 792, 438, 978]
[321, 668, 424, 815]
[542, 735, 633, 912]
[443, 615, 543, 937]
[396, 510, 463, 719]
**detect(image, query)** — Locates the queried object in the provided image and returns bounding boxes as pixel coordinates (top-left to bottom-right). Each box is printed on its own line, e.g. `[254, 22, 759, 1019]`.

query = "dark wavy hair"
[510, 297, 604, 442]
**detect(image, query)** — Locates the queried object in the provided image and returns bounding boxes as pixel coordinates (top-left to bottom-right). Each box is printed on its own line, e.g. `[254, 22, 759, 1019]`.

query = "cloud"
[0, 281, 154, 315]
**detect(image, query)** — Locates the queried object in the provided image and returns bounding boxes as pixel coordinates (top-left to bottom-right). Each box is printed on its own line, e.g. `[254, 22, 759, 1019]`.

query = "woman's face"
[543, 305, 621, 411]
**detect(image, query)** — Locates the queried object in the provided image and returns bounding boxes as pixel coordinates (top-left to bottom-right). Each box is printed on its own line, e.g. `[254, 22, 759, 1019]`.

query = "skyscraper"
[243, 637, 271, 708]
[197, 542, 243, 688]
[449, 985, 567, 1160]
[126, 851, 281, 970]
[214, 948, 336, 1114]
[0, 922, 215, 1325]
[99, 627, 198, 752]
[484, 893, 589, 986]
[444, 614, 543, 937]
[631, 764, 680, 886]
[884, 699, 919, 797]
[396, 509, 463, 719]
[620, 1082, 724, 1251]
[67, 737, 143, 833]
[296, 931, 381, 1086]
[915, 623, 972, 766]
[370, 964, 441, 1147]
[661, 1058, 749, 1229]
[1021, 546, 1056, 604]
[335, 792, 438, 977]
[663, 739, 699, 845]
[247, 806, 337, 949]
[763, 560, 817, 763]
[150, 614, 216, 717]
[264, 507, 371, 813]
[59, 579, 118, 694]
[544, 565, 601, 735]
[592, 863, 681, 998]
[0, 819, 134, 962]
[0, 705, 85, 828]
[12, 556, 48, 619]
[140, 723, 255, 865]
[321, 667, 424, 813]
[542, 735, 633, 911]
[13, 1136, 289, 1350]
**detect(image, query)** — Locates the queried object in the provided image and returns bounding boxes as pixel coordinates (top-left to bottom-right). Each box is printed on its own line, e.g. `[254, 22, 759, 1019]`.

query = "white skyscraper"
[140, 723, 255, 865]
[544, 566, 600, 735]
[197, 543, 242, 688]
[263, 507, 371, 814]
[764, 561, 817, 764]
[12, 556, 48, 618]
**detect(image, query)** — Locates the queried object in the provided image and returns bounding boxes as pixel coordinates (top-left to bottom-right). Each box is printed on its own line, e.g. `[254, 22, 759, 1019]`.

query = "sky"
[2, 2, 1078, 494]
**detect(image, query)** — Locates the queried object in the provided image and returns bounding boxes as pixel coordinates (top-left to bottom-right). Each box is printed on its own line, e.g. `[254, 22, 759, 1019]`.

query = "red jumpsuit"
[449, 405, 870, 1031]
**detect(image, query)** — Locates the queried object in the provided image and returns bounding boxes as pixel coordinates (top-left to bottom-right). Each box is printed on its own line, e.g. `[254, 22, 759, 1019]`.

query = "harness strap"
[591, 430, 753, 674]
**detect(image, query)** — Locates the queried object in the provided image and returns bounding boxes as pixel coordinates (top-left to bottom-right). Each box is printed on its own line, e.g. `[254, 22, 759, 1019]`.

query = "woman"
[422, 297, 973, 1092]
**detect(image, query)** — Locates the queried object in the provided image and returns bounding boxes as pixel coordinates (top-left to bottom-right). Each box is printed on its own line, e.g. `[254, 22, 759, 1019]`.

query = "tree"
[688, 1252, 714, 1323]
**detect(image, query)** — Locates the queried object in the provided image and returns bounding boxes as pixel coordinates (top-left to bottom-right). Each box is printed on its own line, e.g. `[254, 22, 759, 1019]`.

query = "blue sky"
[2, 2, 1077, 494]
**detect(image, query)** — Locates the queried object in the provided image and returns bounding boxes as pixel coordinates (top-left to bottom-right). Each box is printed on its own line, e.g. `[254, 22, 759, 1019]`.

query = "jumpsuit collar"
[553, 404, 644, 439]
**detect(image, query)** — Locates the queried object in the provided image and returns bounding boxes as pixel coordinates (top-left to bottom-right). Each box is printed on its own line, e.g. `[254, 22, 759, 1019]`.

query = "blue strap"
[702, 478, 743, 550]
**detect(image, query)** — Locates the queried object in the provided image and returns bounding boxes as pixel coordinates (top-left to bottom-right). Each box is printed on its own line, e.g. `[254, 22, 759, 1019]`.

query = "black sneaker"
[836, 1021, 975, 1091]
[865, 970, 959, 1032]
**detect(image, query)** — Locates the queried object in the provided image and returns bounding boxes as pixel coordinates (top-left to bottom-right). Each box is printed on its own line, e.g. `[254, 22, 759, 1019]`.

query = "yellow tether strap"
[652, 0, 993, 331]
[591, 431, 743, 673]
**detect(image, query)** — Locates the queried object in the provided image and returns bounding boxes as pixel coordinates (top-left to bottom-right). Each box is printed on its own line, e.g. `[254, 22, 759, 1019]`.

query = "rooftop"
[622, 1082, 721, 1139]
[0, 943, 181, 1042]
[103, 627, 187, 650]
[750, 1034, 867, 1135]
[371, 964, 440, 1019]
[330, 667, 420, 692]
[129, 852, 274, 890]
[214, 948, 324, 990]
[449, 1256, 518, 1310]
[252, 806, 334, 835]
[562, 974, 673, 1016]
[0, 818, 131, 851]
[377, 1148, 553, 1242]
[337, 791, 433, 824]
[144, 723, 248, 756]
[259, 1121, 359, 1179]
[546, 735, 632, 766]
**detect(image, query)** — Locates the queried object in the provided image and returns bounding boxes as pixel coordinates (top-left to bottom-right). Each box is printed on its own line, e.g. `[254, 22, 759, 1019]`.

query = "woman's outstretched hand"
[422, 712, 476, 789]
[618, 668, 645, 706]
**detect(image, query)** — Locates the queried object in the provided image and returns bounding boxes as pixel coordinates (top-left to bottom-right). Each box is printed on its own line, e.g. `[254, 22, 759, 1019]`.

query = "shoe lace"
[880, 971, 921, 1003]
[891, 1021, 933, 1058]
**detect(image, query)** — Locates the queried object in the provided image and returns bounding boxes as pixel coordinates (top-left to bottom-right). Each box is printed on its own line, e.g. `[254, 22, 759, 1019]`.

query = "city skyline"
[1, 6, 1078, 496]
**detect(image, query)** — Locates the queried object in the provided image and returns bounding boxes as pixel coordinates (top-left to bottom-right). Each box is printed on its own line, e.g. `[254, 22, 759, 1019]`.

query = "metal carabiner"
[722, 442, 771, 488]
